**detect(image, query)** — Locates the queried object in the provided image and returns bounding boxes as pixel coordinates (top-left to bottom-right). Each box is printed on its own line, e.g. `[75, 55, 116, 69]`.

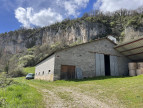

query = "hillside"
[1, 8, 143, 76]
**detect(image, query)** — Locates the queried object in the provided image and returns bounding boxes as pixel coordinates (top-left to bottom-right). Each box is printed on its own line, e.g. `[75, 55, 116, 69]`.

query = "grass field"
[24, 67, 35, 74]
[1, 73, 143, 108]
[15, 75, 143, 108]
[0, 78, 44, 108]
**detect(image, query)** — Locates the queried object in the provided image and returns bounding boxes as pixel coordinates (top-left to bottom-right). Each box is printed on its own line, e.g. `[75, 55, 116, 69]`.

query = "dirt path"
[58, 87, 111, 108]
[29, 84, 112, 108]
[30, 84, 71, 107]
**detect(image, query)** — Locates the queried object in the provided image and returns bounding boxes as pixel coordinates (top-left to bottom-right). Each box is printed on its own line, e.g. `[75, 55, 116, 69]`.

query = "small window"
[39, 72, 40, 75]
[49, 70, 51, 72]
[43, 71, 44, 75]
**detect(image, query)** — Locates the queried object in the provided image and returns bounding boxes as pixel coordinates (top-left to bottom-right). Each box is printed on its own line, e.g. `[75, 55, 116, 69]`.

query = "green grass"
[19, 76, 143, 108]
[1, 75, 143, 108]
[24, 67, 35, 74]
[0, 78, 44, 108]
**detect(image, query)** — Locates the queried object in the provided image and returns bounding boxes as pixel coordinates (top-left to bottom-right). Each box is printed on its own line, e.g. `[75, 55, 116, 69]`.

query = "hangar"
[35, 37, 130, 81]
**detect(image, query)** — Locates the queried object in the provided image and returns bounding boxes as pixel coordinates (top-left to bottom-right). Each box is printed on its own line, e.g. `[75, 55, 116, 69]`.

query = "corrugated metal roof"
[115, 36, 143, 61]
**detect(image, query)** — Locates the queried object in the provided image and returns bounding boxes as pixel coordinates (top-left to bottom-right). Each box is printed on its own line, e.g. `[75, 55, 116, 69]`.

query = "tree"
[82, 13, 89, 18]
[4, 63, 9, 74]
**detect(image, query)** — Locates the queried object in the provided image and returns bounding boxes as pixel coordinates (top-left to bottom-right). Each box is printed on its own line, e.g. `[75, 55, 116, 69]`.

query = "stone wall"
[35, 38, 130, 81]
[35, 54, 55, 81]
[54, 39, 130, 80]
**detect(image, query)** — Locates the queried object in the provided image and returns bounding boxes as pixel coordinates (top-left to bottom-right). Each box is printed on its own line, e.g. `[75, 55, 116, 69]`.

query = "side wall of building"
[118, 56, 130, 76]
[54, 39, 130, 80]
[35, 54, 55, 81]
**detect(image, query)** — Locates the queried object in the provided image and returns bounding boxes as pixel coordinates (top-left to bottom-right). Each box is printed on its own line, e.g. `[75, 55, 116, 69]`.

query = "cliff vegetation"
[0, 7, 143, 76]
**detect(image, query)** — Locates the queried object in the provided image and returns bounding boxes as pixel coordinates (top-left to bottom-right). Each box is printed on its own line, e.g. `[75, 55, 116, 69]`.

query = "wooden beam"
[88, 51, 121, 57]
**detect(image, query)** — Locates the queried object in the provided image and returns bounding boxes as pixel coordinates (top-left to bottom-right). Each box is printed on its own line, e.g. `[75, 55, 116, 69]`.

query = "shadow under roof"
[115, 36, 143, 61]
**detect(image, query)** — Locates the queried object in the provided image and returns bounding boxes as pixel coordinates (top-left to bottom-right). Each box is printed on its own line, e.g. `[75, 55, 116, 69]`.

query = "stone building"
[35, 37, 130, 81]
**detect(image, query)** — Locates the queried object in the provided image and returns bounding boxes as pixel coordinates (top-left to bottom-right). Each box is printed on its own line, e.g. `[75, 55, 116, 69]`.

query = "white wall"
[35, 54, 55, 81]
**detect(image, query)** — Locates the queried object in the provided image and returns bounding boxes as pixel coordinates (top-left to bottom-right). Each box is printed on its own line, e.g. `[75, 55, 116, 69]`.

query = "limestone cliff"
[123, 27, 143, 42]
[0, 22, 107, 55]
[0, 22, 108, 69]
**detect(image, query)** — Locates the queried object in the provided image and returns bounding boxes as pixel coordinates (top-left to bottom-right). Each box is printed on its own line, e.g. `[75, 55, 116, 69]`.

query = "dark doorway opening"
[104, 55, 111, 76]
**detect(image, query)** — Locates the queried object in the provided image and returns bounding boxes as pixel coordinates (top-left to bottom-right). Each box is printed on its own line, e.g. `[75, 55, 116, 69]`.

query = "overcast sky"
[0, 0, 143, 33]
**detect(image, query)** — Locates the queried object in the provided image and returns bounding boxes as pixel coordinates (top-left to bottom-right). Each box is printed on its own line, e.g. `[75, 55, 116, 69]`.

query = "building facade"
[35, 38, 130, 81]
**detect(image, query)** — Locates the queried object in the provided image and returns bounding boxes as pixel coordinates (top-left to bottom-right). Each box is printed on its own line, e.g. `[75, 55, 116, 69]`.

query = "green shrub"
[110, 22, 116, 27]
[4, 64, 9, 74]
[121, 31, 125, 37]
[10, 67, 26, 77]
[0, 73, 13, 88]
[19, 55, 35, 67]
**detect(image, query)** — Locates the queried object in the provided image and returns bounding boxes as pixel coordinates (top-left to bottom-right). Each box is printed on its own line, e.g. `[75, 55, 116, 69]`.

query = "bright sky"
[0, 0, 143, 33]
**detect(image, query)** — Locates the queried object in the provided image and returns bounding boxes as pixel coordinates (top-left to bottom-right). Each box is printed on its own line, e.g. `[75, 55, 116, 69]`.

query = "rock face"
[123, 27, 143, 42]
[1, 21, 143, 69]
[0, 22, 107, 55]
[0, 22, 108, 69]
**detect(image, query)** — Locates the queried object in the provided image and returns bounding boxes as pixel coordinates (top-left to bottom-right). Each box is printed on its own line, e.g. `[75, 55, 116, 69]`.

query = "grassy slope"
[15, 76, 143, 108]
[1, 75, 143, 107]
[24, 67, 35, 74]
[0, 78, 44, 108]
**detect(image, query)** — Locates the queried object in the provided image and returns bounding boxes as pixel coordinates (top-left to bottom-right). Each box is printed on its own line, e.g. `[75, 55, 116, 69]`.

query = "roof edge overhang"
[114, 36, 143, 61]
[35, 52, 56, 66]
[115, 36, 143, 49]
[35, 37, 117, 66]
